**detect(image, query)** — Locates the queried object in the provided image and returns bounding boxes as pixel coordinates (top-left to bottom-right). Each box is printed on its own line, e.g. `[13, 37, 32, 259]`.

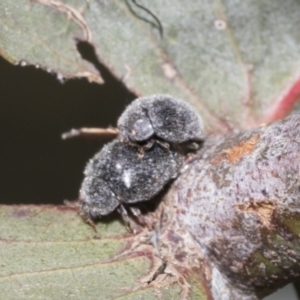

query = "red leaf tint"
[264, 76, 300, 123]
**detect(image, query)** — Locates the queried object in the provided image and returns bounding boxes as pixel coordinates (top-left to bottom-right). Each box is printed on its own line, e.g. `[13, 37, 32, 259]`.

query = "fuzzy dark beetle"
[63, 94, 204, 228]
[118, 94, 205, 149]
[79, 140, 184, 226]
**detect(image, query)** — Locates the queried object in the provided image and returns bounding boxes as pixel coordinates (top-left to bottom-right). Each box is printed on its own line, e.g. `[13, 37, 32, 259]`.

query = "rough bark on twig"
[148, 113, 300, 299]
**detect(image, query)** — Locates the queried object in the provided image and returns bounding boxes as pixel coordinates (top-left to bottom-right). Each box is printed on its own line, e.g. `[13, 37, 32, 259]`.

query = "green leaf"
[0, 1, 102, 83]
[1, 0, 300, 130]
[0, 205, 207, 300]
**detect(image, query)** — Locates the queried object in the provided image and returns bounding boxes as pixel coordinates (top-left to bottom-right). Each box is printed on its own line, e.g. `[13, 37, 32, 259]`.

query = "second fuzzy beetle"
[117, 94, 205, 150]
[79, 139, 184, 227]
[62, 94, 205, 150]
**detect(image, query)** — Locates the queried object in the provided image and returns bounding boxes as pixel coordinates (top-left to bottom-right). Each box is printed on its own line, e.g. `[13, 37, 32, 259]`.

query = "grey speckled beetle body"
[79, 140, 184, 223]
[118, 94, 205, 148]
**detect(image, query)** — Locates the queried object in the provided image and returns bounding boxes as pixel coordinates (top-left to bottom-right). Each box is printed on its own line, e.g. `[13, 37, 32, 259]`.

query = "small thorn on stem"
[61, 127, 118, 141]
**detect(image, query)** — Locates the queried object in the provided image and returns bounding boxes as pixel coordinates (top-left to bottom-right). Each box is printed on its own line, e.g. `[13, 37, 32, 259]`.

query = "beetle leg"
[85, 217, 97, 233]
[156, 140, 170, 151]
[129, 206, 146, 225]
[118, 205, 134, 233]
[78, 210, 97, 233]
[137, 139, 156, 158]
[143, 139, 155, 151]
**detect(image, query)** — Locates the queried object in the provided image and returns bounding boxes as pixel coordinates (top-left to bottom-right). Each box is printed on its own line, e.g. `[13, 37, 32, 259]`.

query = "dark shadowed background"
[0, 43, 135, 205]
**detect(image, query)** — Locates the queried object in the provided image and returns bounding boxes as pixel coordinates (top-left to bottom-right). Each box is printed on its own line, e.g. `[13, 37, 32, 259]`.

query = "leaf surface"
[0, 205, 207, 300]
[1, 0, 300, 130]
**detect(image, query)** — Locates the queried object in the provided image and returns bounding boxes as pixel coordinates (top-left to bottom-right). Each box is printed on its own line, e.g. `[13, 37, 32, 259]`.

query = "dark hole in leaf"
[0, 48, 135, 205]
